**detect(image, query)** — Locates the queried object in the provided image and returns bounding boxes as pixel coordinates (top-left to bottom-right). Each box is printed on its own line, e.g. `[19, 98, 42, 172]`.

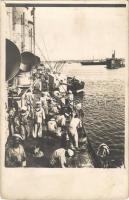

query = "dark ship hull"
[106, 58, 125, 69]
[81, 61, 106, 65]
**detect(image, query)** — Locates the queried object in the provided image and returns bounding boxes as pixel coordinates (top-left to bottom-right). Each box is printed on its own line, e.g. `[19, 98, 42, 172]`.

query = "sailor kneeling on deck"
[50, 148, 74, 168]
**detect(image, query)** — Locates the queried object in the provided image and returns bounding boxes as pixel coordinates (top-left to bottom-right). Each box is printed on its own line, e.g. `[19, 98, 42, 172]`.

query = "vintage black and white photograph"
[4, 2, 128, 169]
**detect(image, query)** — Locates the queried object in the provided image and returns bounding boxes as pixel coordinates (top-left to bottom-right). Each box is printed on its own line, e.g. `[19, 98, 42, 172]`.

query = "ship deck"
[23, 128, 96, 168]
[7, 73, 101, 168]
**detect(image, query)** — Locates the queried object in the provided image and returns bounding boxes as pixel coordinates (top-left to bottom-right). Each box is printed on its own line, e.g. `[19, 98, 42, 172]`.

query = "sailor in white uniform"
[69, 114, 82, 149]
[47, 118, 57, 134]
[33, 101, 45, 138]
[67, 90, 74, 107]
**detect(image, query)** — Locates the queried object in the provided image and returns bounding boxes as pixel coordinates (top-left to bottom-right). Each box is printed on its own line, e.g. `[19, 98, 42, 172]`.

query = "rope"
[35, 42, 52, 69]
[35, 31, 69, 94]
[34, 10, 69, 95]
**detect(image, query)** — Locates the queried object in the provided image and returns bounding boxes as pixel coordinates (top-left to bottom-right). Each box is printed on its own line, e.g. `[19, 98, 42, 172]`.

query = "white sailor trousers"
[33, 122, 43, 138]
[69, 127, 79, 148]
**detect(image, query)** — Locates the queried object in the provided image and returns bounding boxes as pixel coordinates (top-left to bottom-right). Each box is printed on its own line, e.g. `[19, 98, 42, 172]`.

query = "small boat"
[67, 76, 85, 94]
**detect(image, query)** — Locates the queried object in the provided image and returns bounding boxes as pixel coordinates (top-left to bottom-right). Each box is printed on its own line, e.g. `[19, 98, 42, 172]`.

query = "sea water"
[63, 63, 125, 168]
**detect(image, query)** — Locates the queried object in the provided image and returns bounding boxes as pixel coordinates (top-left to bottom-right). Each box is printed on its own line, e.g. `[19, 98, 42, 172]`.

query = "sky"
[35, 6, 128, 61]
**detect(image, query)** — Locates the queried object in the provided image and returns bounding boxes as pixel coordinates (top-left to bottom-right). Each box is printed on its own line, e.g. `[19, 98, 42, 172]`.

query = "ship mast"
[32, 7, 35, 54]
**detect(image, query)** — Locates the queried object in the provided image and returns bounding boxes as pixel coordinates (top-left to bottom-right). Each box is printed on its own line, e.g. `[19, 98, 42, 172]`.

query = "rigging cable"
[35, 27, 68, 93]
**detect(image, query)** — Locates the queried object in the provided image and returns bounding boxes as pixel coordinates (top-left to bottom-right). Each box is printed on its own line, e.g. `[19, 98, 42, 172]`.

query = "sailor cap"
[21, 106, 27, 111]
[50, 118, 55, 121]
[67, 149, 74, 157]
[68, 90, 72, 94]
[12, 134, 23, 141]
[36, 101, 41, 104]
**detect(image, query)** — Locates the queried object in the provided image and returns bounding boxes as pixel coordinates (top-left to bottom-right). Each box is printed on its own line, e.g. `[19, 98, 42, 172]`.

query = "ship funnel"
[6, 39, 21, 81]
[20, 51, 37, 72]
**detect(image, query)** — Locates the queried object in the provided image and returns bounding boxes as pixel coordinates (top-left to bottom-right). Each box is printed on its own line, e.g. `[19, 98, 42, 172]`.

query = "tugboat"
[106, 51, 125, 69]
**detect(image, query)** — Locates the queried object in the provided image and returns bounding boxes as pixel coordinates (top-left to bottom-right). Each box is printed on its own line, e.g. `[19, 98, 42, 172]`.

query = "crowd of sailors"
[5, 65, 111, 168]
[5, 66, 87, 168]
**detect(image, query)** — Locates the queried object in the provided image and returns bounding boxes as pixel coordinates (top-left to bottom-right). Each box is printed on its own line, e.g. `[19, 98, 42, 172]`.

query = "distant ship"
[81, 51, 125, 69]
[106, 51, 125, 69]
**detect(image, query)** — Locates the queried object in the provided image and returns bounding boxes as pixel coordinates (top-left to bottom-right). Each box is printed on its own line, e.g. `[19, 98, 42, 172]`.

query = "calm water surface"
[63, 63, 125, 167]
